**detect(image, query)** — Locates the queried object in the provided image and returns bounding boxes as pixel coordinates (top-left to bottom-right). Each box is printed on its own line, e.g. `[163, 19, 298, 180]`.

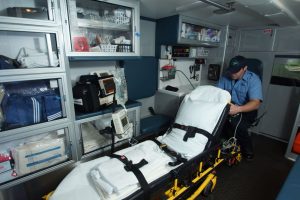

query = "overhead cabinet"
[156, 15, 222, 49]
[62, 0, 140, 57]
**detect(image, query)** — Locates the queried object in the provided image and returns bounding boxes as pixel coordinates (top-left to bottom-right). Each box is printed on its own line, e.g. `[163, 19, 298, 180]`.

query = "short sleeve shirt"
[217, 70, 263, 105]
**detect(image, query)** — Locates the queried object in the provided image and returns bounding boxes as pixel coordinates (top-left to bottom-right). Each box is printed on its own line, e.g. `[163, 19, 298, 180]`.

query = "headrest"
[187, 85, 231, 103]
[245, 58, 263, 80]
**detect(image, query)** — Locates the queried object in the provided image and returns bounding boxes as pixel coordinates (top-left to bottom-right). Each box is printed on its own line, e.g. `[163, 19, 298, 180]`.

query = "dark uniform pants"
[223, 113, 255, 155]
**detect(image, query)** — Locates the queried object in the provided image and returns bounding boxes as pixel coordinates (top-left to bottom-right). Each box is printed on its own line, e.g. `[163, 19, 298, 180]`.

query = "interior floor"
[206, 134, 294, 200]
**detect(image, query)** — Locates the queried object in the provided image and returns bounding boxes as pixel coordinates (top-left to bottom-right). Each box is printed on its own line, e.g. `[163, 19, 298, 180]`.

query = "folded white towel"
[90, 141, 173, 195]
[90, 170, 114, 195]
[97, 158, 137, 192]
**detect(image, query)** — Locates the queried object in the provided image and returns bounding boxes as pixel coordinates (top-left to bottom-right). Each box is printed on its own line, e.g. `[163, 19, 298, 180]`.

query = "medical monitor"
[112, 109, 130, 135]
[100, 77, 115, 95]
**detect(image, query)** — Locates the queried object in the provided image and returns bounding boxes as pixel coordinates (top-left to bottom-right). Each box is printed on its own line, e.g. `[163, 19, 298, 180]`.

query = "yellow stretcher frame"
[164, 145, 242, 200]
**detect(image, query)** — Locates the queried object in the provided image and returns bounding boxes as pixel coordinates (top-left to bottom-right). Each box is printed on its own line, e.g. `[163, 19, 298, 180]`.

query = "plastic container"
[100, 44, 117, 52]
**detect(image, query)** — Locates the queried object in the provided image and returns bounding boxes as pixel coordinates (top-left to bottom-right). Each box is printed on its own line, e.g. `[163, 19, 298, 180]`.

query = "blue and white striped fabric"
[31, 97, 41, 124]
[43, 95, 62, 121]
[3, 94, 42, 128]
[2, 93, 62, 129]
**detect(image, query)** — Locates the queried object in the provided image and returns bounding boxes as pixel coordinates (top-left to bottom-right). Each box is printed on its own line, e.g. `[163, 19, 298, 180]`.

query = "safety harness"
[152, 139, 187, 167]
[109, 154, 150, 198]
[172, 123, 213, 142]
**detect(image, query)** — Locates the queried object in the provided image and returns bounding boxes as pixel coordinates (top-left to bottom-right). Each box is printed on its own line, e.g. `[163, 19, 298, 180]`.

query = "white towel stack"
[90, 141, 174, 199]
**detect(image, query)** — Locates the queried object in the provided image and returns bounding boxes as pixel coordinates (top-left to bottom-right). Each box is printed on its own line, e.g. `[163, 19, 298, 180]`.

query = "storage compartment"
[78, 111, 135, 155]
[75, 102, 140, 157]
[0, 77, 67, 132]
[180, 22, 221, 44]
[156, 15, 222, 49]
[0, 29, 60, 71]
[0, 128, 71, 185]
[64, 0, 140, 56]
[0, 0, 55, 21]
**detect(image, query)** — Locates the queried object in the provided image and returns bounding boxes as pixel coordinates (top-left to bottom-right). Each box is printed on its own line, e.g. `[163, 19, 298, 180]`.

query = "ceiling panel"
[139, 0, 300, 28]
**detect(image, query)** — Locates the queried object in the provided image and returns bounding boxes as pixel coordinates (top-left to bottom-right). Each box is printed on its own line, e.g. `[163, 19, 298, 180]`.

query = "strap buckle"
[183, 126, 197, 141]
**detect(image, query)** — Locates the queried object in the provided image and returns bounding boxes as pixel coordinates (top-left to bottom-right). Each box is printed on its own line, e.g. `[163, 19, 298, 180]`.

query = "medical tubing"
[233, 113, 243, 138]
[110, 81, 117, 154]
[175, 70, 195, 89]
[222, 113, 243, 150]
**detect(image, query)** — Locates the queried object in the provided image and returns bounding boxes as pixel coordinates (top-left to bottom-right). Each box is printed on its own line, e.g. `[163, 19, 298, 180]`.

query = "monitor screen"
[121, 116, 128, 127]
[102, 78, 115, 95]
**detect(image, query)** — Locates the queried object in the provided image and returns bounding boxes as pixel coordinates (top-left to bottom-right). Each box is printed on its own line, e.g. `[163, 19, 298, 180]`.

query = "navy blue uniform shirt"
[217, 70, 263, 105]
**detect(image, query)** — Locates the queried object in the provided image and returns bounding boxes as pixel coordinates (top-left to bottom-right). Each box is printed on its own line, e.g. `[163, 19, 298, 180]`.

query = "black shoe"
[243, 153, 254, 161]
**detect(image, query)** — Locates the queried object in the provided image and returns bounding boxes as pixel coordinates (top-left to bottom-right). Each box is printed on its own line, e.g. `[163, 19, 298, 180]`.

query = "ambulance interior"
[0, 0, 300, 200]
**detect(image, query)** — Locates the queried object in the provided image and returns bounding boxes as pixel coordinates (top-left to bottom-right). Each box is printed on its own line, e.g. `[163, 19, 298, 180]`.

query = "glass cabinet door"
[78, 111, 136, 156]
[0, 127, 71, 185]
[0, 0, 58, 25]
[0, 27, 63, 74]
[180, 22, 221, 46]
[0, 77, 67, 132]
[66, 0, 140, 56]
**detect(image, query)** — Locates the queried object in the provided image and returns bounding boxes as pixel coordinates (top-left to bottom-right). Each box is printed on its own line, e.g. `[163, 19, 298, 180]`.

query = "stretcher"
[48, 86, 242, 200]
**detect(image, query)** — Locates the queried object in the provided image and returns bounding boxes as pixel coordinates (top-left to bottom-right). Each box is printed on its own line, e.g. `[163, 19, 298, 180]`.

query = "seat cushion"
[140, 115, 171, 134]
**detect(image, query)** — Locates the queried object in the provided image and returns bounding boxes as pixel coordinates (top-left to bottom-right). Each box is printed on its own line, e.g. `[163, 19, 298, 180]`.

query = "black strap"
[152, 139, 187, 166]
[110, 154, 150, 197]
[173, 123, 213, 142]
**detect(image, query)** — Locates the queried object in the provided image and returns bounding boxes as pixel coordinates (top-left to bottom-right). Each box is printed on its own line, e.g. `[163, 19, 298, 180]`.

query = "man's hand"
[229, 99, 261, 115]
[229, 104, 240, 115]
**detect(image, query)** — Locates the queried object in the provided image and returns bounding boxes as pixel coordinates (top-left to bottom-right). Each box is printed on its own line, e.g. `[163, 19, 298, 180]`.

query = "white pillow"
[187, 85, 231, 103]
[175, 100, 228, 133]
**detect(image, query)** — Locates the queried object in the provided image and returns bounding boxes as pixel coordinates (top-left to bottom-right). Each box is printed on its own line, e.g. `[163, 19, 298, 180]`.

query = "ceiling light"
[198, 0, 234, 12]
[271, 0, 300, 24]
